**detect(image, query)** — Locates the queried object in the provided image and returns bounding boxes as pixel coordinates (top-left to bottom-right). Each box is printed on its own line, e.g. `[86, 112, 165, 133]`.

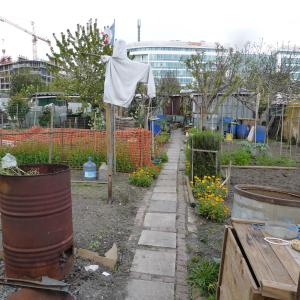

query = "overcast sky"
[1, 0, 300, 60]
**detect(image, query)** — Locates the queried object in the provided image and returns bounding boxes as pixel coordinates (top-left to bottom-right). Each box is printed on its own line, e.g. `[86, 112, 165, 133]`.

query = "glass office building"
[127, 41, 219, 86]
[274, 48, 300, 80]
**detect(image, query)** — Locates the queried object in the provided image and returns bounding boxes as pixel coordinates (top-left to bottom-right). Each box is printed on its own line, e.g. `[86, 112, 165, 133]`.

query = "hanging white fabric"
[103, 40, 156, 108]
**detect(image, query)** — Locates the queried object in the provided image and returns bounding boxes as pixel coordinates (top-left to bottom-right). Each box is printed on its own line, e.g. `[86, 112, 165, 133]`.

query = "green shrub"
[188, 256, 219, 298]
[220, 148, 251, 166]
[219, 151, 231, 165]
[240, 141, 271, 158]
[155, 132, 170, 145]
[231, 148, 252, 165]
[187, 130, 222, 179]
[160, 151, 168, 162]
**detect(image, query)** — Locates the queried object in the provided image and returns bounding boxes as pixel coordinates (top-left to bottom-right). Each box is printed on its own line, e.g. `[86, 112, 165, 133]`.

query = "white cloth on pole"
[103, 40, 156, 108]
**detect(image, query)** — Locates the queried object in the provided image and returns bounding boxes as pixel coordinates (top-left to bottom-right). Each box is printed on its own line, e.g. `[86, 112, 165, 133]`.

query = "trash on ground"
[102, 272, 110, 276]
[84, 265, 99, 272]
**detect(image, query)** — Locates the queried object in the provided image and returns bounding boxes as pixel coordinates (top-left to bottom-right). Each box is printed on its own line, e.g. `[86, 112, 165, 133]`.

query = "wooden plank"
[218, 228, 259, 300]
[261, 280, 297, 300]
[217, 226, 230, 300]
[286, 245, 300, 266]
[233, 223, 294, 285]
[266, 238, 300, 285]
[233, 222, 275, 282]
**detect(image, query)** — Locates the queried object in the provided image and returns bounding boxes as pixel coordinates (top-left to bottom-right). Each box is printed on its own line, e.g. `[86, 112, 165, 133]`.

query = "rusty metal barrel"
[0, 164, 73, 280]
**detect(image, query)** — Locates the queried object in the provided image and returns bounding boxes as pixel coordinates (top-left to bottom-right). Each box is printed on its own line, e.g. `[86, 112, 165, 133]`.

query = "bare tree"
[185, 44, 243, 129]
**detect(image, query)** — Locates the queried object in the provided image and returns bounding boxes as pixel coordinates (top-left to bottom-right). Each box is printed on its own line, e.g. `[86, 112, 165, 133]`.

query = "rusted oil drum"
[0, 164, 73, 280]
[232, 184, 300, 223]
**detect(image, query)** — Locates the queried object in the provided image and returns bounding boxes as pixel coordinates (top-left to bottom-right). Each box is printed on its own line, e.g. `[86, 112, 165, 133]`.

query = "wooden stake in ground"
[106, 103, 113, 204]
[48, 104, 54, 164]
[254, 92, 260, 145]
[280, 104, 285, 156]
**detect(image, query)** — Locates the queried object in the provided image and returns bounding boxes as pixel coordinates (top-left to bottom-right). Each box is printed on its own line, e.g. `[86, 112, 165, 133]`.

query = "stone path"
[126, 130, 188, 300]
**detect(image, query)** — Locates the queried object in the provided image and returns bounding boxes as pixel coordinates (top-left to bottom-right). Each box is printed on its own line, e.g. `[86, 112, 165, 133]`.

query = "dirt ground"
[0, 171, 146, 300]
[187, 164, 300, 263]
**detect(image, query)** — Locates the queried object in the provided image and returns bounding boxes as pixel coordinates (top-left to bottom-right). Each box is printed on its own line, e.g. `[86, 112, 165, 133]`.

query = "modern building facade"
[274, 48, 300, 80]
[127, 40, 220, 86]
[0, 57, 53, 94]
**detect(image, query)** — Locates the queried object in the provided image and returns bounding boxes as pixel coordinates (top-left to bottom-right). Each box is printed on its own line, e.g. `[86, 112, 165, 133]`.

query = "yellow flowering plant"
[192, 176, 229, 222]
[129, 165, 161, 187]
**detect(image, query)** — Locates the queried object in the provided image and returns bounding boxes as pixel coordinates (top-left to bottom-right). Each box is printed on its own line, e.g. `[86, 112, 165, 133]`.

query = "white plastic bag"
[1, 153, 17, 169]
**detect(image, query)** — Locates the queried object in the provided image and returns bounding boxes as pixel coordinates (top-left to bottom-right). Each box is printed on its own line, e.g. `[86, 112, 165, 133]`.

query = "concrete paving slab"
[138, 230, 176, 248]
[160, 170, 177, 176]
[131, 249, 176, 276]
[126, 279, 174, 300]
[163, 165, 178, 170]
[155, 180, 176, 187]
[153, 186, 176, 193]
[157, 174, 177, 181]
[149, 200, 177, 213]
[144, 213, 176, 230]
[151, 192, 177, 202]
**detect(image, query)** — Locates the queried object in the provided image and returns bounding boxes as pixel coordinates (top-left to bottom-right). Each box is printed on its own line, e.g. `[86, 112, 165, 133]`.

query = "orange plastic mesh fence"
[0, 127, 152, 172]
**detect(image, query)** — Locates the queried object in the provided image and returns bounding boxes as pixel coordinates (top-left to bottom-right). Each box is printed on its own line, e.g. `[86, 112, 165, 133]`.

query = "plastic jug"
[1, 153, 17, 169]
[83, 157, 96, 180]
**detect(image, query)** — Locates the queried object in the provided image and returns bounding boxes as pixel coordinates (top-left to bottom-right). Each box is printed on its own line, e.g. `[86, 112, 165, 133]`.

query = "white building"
[127, 40, 221, 86]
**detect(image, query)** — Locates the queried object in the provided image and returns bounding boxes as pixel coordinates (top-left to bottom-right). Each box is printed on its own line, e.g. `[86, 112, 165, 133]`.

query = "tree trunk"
[200, 95, 208, 131]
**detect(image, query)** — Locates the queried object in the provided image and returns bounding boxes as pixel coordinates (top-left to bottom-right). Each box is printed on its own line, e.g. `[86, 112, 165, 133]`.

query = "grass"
[220, 147, 297, 167]
[188, 256, 219, 299]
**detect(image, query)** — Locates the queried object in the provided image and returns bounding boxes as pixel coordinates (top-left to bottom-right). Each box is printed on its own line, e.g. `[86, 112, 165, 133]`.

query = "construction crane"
[0, 16, 51, 60]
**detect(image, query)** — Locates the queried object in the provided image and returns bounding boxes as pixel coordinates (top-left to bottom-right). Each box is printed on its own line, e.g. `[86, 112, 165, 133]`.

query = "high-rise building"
[0, 57, 53, 94]
[127, 40, 219, 86]
[274, 48, 300, 80]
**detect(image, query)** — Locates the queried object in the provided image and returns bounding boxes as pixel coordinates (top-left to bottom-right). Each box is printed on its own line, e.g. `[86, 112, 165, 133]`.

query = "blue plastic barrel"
[236, 124, 249, 139]
[255, 125, 266, 143]
[227, 123, 237, 137]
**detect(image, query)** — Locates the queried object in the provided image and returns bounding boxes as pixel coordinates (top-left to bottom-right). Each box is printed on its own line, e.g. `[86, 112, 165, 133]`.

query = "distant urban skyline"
[1, 0, 300, 60]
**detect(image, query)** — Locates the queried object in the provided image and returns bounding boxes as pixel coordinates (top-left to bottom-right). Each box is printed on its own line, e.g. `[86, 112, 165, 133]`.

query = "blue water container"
[236, 124, 249, 139]
[83, 157, 97, 180]
[255, 125, 266, 143]
[227, 123, 236, 138]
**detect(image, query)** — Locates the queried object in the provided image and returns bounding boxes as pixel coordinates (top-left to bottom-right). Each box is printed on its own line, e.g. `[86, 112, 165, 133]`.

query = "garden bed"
[186, 166, 300, 300]
[0, 171, 147, 299]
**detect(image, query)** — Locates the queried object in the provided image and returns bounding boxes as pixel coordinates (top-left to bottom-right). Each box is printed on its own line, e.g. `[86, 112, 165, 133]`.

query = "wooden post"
[255, 92, 260, 145]
[266, 95, 270, 145]
[113, 105, 117, 174]
[48, 104, 54, 163]
[280, 104, 285, 156]
[106, 103, 113, 204]
[191, 137, 194, 181]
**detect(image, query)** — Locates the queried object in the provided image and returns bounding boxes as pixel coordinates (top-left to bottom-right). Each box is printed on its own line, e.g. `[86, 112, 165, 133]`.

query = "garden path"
[125, 129, 189, 300]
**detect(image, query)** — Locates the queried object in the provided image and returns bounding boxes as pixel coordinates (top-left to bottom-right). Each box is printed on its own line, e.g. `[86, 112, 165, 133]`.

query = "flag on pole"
[103, 19, 115, 45]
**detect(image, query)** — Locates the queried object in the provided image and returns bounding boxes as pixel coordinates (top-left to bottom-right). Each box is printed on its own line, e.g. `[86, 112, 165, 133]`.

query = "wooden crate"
[217, 226, 263, 300]
[218, 224, 299, 300]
